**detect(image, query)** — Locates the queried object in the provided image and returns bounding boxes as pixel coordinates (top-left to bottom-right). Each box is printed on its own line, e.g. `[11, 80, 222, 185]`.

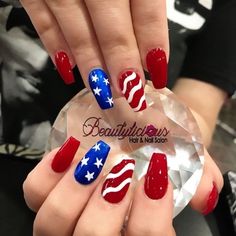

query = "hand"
[23, 138, 223, 236]
[20, 0, 169, 111]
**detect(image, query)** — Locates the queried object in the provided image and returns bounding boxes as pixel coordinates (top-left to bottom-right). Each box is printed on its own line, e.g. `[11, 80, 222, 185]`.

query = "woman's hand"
[19, 0, 169, 111]
[24, 139, 175, 236]
[23, 136, 223, 236]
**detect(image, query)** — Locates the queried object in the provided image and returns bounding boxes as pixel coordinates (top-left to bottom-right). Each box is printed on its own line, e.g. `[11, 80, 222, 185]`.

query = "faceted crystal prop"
[47, 81, 204, 217]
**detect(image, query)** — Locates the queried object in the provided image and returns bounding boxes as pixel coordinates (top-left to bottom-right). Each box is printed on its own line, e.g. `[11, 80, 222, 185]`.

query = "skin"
[19, 0, 168, 93]
[173, 78, 227, 147]
[18, 0, 226, 234]
[23, 111, 223, 236]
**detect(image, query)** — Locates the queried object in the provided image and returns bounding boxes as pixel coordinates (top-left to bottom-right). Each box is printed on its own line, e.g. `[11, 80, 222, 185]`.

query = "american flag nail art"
[102, 159, 135, 203]
[74, 140, 110, 185]
[119, 71, 146, 112]
[89, 69, 113, 110]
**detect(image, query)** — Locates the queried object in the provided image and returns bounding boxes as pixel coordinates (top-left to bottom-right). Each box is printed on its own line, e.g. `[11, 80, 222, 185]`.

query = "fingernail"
[146, 48, 167, 89]
[119, 70, 147, 112]
[144, 153, 168, 200]
[51, 136, 80, 173]
[202, 182, 219, 215]
[88, 69, 113, 110]
[102, 159, 135, 203]
[55, 51, 75, 84]
[74, 140, 110, 185]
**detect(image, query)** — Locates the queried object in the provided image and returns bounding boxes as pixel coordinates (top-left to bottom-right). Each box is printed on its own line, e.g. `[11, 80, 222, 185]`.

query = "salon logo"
[82, 117, 169, 144]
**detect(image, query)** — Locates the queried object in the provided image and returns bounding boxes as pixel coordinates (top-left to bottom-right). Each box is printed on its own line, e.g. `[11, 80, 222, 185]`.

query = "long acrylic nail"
[74, 140, 110, 185]
[146, 48, 167, 89]
[202, 182, 219, 215]
[88, 69, 113, 110]
[119, 70, 147, 112]
[55, 51, 75, 84]
[102, 159, 135, 204]
[51, 136, 80, 173]
[144, 153, 168, 200]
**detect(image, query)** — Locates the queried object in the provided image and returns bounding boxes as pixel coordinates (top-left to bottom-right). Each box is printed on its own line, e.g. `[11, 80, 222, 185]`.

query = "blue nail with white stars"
[74, 140, 110, 185]
[88, 68, 114, 110]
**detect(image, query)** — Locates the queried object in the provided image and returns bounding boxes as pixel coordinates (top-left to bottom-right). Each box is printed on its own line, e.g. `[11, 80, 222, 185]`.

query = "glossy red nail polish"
[146, 48, 167, 89]
[102, 159, 135, 203]
[144, 153, 168, 200]
[51, 136, 80, 173]
[119, 70, 146, 112]
[55, 51, 75, 84]
[202, 182, 219, 215]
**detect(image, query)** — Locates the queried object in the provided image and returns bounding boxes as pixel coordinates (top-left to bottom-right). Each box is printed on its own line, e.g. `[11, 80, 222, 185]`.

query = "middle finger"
[85, 0, 147, 112]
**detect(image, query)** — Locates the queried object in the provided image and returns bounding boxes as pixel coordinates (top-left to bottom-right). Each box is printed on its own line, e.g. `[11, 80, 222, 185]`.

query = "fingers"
[39, 0, 116, 110]
[44, 0, 106, 82]
[74, 154, 175, 236]
[33, 141, 110, 236]
[126, 153, 175, 236]
[21, 0, 169, 112]
[85, 0, 147, 112]
[74, 159, 135, 236]
[131, 0, 169, 89]
[23, 137, 80, 212]
[19, 0, 76, 84]
[189, 148, 223, 215]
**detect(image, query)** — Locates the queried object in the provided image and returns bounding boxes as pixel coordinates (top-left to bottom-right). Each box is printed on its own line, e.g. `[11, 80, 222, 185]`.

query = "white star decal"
[103, 78, 109, 85]
[85, 171, 94, 181]
[92, 143, 101, 151]
[94, 158, 103, 169]
[93, 87, 102, 96]
[81, 157, 89, 166]
[106, 97, 113, 107]
[91, 74, 99, 82]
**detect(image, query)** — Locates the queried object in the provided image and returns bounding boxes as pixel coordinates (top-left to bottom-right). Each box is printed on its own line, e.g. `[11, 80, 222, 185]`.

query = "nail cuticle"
[119, 70, 146, 112]
[74, 140, 110, 185]
[88, 69, 114, 110]
[102, 159, 135, 204]
[202, 182, 219, 215]
[55, 51, 75, 85]
[146, 48, 167, 89]
[144, 153, 168, 200]
[51, 136, 80, 173]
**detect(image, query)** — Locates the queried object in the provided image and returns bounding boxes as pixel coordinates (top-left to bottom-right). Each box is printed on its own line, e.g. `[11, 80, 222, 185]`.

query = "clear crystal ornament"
[47, 81, 204, 217]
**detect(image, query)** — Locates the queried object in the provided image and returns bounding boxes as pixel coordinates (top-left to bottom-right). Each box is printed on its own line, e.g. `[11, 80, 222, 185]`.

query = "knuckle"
[33, 215, 47, 236]
[23, 173, 43, 212]
[47, 195, 76, 223]
[100, 33, 132, 55]
[33, 196, 75, 235]
[128, 222, 169, 236]
[33, 211, 54, 236]
[19, 0, 35, 6]
[76, 221, 114, 236]
[46, 0, 66, 6]
[35, 14, 55, 37]
[216, 170, 224, 192]
[135, 7, 161, 27]
[70, 37, 94, 56]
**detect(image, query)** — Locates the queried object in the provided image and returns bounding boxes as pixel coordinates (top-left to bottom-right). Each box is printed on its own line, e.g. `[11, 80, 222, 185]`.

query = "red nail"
[51, 136, 80, 173]
[144, 153, 168, 200]
[146, 48, 167, 89]
[202, 182, 219, 215]
[119, 70, 146, 112]
[55, 51, 75, 84]
[102, 159, 135, 203]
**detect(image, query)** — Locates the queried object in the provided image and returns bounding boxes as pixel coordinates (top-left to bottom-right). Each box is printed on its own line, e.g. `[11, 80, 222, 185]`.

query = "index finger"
[23, 137, 80, 212]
